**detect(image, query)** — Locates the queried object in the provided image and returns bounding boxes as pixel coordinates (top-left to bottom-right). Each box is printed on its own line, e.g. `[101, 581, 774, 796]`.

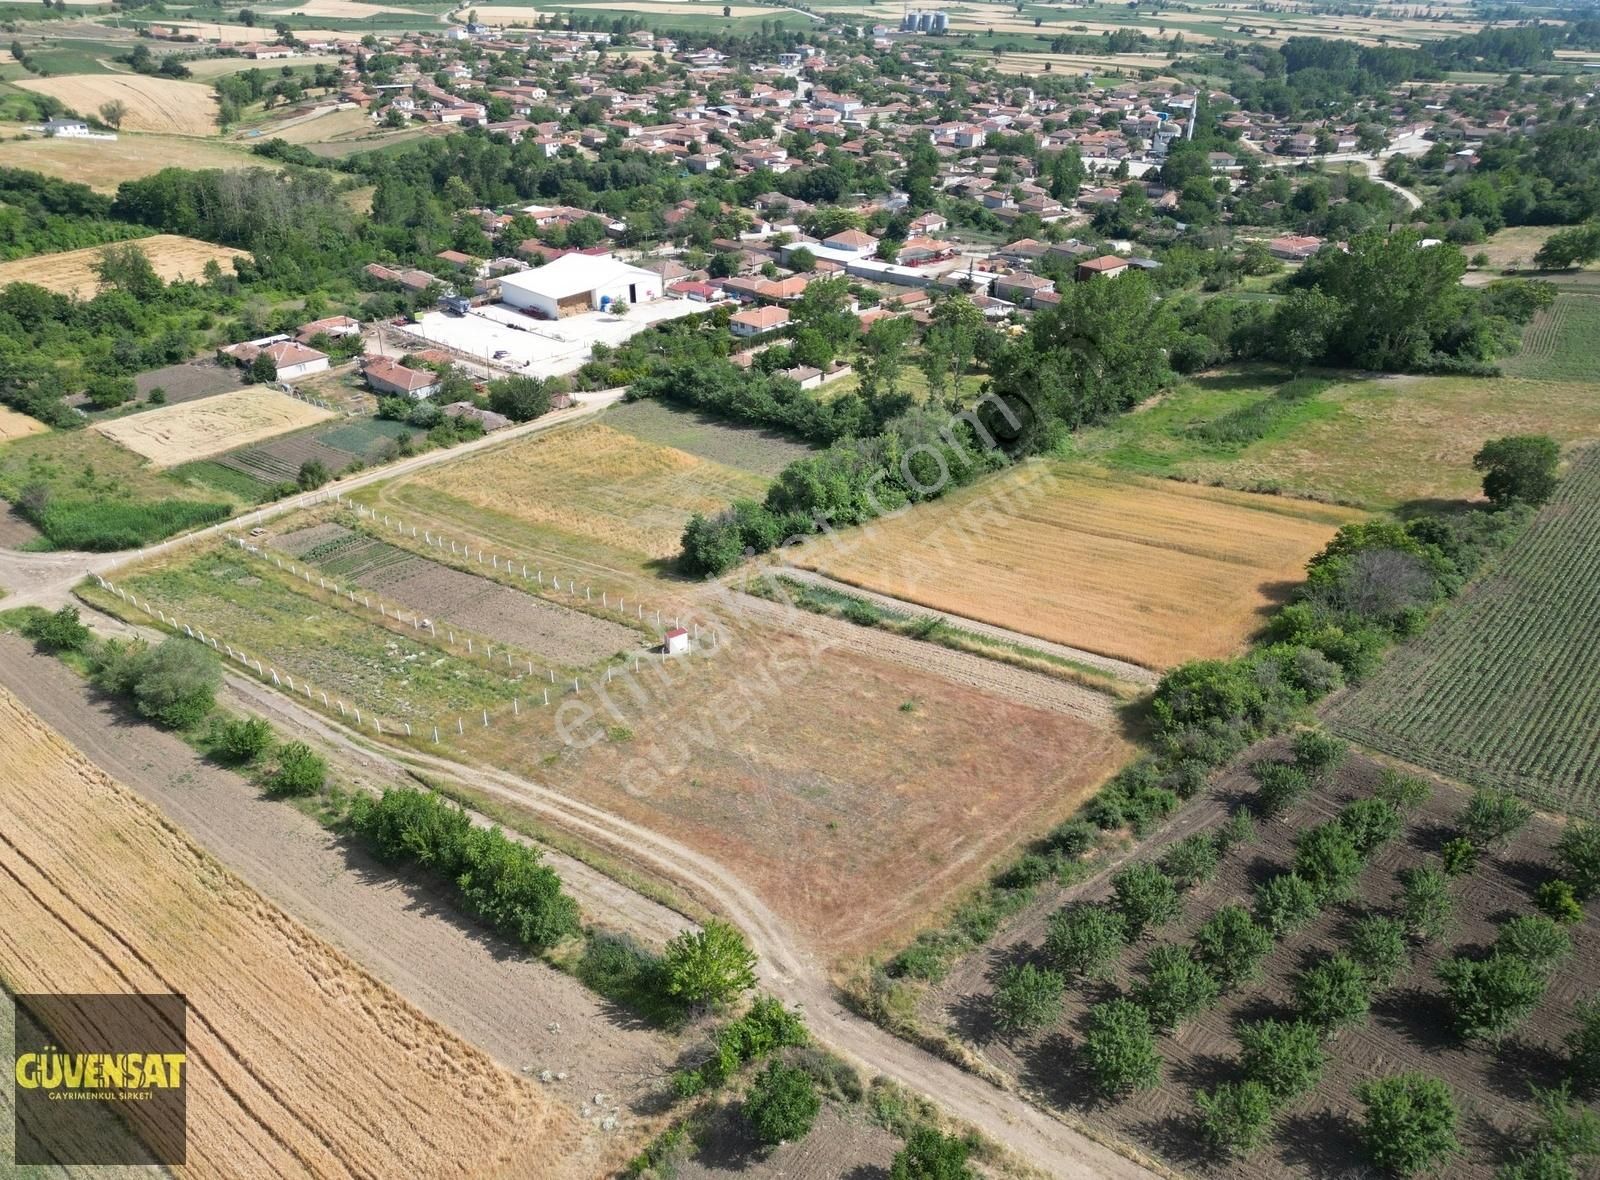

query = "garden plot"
[276, 522, 640, 666]
[95, 388, 333, 468]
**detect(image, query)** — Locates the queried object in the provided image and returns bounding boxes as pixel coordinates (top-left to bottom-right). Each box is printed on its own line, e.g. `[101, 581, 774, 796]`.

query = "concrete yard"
[399, 299, 705, 378]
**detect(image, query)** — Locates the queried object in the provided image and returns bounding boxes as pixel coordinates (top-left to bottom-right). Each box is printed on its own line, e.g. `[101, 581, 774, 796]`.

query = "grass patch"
[26, 496, 230, 550]
[170, 459, 278, 504]
[1501, 294, 1600, 383]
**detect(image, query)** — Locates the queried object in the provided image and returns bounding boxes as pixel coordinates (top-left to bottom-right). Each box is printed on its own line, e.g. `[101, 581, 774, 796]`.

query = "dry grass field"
[243, 105, 378, 144]
[95, 389, 334, 467]
[0, 131, 276, 190]
[0, 405, 47, 442]
[0, 234, 248, 295]
[793, 461, 1363, 670]
[155, 21, 352, 40]
[474, 1, 769, 19]
[0, 683, 595, 1179]
[14, 74, 219, 135]
[183, 52, 344, 78]
[394, 420, 772, 563]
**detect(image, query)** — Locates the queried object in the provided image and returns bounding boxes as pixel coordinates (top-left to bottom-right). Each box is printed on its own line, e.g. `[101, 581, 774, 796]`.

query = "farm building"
[297, 315, 362, 343]
[497, 253, 662, 319]
[729, 306, 790, 337]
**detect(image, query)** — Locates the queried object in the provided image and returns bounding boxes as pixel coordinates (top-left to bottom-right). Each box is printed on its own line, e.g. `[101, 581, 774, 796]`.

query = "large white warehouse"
[498, 253, 662, 319]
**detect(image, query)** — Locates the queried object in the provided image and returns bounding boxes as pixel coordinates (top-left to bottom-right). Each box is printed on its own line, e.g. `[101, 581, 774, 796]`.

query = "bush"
[1459, 787, 1534, 850]
[1254, 760, 1311, 818]
[1237, 1018, 1325, 1101]
[890, 1126, 972, 1180]
[1347, 914, 1410, 989]
[1133, 943, 1219, 1032]
[1437, 952, 1547, 1041]
[1160, 833, 1220, 891]
[487, 375, 553, 421]
[1254, 872, 1321, 937]
[1295, 953, 1371, 1034]
[1217, 809, 1258, 852]
[1192, 904, 1273, 990]
[1376, 769, 1432, 811]
[267, 740, 326, 797]
[1440, 836, 1479, 877]
[212, 715, 274, 764]
[21, 604, 90, 652]
[1044, 903, 1127, 981]
[1566, 992, 1600, 1091]
[1195, 1079, 1275, 1157]
[664, 919, 758, 1009]
[90, 636, 221, 729]
[1081, 998, 1162, 1097]
[1555, 822, 1600, 901]
[1357, 1073, 1460, 1176]
[575, 933, 675, 1025]
[297, 458, 330, 490]
[1110, 862, 1182, 940]
[1338, 797, 1402, 856]
[743, 1061, 819, 1146]
[1291, 728, 1349, 778]
[1497, 1144, 1578, 1180]
[1293, 823, 1366, 904]
[1496, 914, 1573, 973]
[1400, 864, 1454, 941]
[992, 962, 1065, 1037]
[1044, 819, 1099, 857]
[1538, 879, 1585, 925]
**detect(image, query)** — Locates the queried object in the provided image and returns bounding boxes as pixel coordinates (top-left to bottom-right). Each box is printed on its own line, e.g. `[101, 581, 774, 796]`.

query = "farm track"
[772, 566, 1159, 687]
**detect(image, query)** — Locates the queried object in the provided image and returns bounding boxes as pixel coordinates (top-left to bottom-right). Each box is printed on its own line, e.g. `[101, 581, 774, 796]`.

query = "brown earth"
[0, 680, 604, 1179]
[0, 235, 248, 297]
[920, 745, 1598, 1180]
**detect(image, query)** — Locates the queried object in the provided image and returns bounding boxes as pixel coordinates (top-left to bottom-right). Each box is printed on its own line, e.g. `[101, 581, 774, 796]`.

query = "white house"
[497, 253, 662, 319]
[221, 336, 329, 381]
[33, 119, 115, 141]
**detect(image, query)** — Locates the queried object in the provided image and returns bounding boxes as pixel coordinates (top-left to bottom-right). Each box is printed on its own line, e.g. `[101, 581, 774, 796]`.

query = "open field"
[1329, 446, 1600, 813]
[275, 520, 641, 666]
[0, 405, 47, 442]
[183, 51, 345, 77]
[0, 234, 248, 295]
[920, 744, 1600, 1180]
[0, 682, 592, 1178]
[470, 0, 771, 18]
[145, 21, 353, 40]
[0, 130, 276, 190]
[377, 419, 774, 567]
[1066, 369, 1600, 510]
[241, 104, 377, 144]
[791, 460, 1363, 670]
[1500, 294, 1600, 383]
[133, 360, 247, 404]
[15, 73, 218, 134]
[603, 399, 814, 479]
[88, 545, 527, 725]
[96, 388, 334, 468]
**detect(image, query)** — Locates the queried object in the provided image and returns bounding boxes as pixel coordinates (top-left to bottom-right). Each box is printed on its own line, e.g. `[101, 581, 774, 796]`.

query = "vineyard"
[1329, 445, 1600, 813]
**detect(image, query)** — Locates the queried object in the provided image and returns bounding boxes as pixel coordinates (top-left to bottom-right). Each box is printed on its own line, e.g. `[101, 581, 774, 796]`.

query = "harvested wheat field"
[15, 75, 218, 136]
[96, 389, 334, 467]
[0, 235, 248, 295]
[0, 133, 275, 191]
[0, 405, 47, 441]
[0, 684, 593, 1178]
[794, 461, 1364, 670]
[404, 421, 771, 560]
[476, 1, 769, 19]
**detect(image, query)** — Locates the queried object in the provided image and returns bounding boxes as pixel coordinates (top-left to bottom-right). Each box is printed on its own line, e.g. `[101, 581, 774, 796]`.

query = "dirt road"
[0, 636, 678, 1141]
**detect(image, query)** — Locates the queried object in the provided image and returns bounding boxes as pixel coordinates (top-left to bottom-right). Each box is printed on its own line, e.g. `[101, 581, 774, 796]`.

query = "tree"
[1555, 821, 1600, 900]
[1237, 1018, 1326, 1101]
[1400, 864, 1454, 942]
[1195, 1079, 1275, 1157]
[1044, 903, 1126, 981]
[1347, 914, 1410, 988]
[487, 375, 553, 421]
[992, 962, 1065, 1037]
[663, 919, 757, 1008]
[1533, 223, 1600, 270]
[96, 637, 221, 729]
[890, 1127, 972, 1180]
[1269, 287, 1341, 374]
[22, 604, 90, 653]
[787, 246, 817, 272]
[297, 458, 330, 490]
[1565, 992, 1600, 1090]
[1254, 762, 1312, 818]
[1338, 798, 1402, 856]
[1459, 786, 1536, 849]
[1110, 863, 1181, 940]
[1293, 823, 1366, 904]
[1538, 880, 1584, 925]
[98, 99, 127, 129]
[212, 715, 274, 764]
[679, 511, 745, 576]
[1133, 943, 1219, 1031]
[1295, 953, 1371, 1034]
[1254, 872, 1321, 937]
[268, 740, 326, 797]
[1192, 905, 1273, 990]
[250, 351, 278, 384]
[1497, 914, 1572, 973]
[1474, 436, 1560, 508]
[1437, 952, 1547, 1041]
[1440, 836, 1479, 877]
[1080, 998, 1161, 1097]
[1160, 833, 1220, 891]
[742, 1062, 819, 1146]
[1358, 1073, 1460, 1176]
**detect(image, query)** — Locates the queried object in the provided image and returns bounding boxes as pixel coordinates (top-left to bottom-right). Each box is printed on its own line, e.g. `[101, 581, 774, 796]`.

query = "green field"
[603, 398, 814, 478]
[1060, 367, 1600, 510]
[1328, 445, 1600, 812]
[1501, 294, 1600, 383]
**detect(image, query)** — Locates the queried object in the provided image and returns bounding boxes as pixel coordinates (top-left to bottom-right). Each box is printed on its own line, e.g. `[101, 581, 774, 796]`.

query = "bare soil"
[920, 744, 1599, 1179]
[133, 361, 246, 405]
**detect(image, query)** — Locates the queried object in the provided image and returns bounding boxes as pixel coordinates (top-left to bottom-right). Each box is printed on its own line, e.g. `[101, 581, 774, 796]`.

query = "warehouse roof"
[497, 253, 656, 301]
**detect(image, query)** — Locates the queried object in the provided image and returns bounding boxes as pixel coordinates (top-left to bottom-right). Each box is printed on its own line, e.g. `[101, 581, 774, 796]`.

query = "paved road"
[0, 389, 624, 608]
